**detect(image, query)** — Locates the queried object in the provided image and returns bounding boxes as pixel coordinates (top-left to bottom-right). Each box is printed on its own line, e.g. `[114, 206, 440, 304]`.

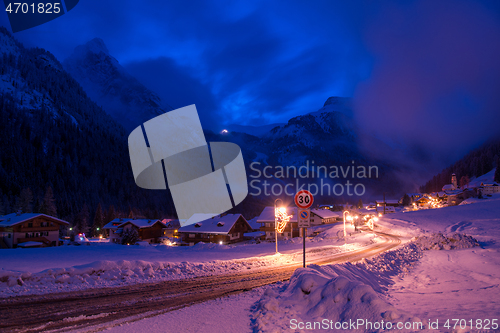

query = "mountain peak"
[80, 37, 109, 55]
[323, 96, 349, 107]
[63, 37, 166, 131]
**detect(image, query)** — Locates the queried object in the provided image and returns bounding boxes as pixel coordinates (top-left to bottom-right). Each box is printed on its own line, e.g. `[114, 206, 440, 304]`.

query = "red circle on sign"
[295, 190, 314, 209]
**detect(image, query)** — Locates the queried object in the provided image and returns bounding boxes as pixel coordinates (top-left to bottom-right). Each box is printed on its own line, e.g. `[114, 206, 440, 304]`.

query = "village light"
[342, 211, 350, 245]
[219, 241, 223, 245]
[275, 198, 291, 254]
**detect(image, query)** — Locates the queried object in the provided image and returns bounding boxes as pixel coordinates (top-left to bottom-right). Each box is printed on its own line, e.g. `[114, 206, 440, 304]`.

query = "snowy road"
[0, 231, 401, 332]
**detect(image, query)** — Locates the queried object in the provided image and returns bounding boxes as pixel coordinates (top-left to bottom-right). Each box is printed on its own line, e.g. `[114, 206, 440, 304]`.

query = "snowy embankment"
[252, 234, 478, 332]
[0, 226, 374, 297]
[251, 194, 500, 332]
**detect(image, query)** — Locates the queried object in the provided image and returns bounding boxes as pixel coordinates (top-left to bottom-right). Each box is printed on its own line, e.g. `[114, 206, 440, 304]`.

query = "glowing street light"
[275, 198, 292, 254]
[342, 211, 351, 245]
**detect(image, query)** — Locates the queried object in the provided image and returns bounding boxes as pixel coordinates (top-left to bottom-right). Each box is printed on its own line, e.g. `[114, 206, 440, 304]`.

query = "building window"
[28, 223, 33, 228]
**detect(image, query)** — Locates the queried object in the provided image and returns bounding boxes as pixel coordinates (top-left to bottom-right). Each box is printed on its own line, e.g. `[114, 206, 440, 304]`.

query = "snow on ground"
[4, 194, 500, 332]
[74, 286, 268, 333]
[0, 224, 374, 297]
[383, 193, 500, 331]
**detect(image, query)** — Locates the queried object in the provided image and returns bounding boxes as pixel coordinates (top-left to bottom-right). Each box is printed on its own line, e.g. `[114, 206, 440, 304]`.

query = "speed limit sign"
[295, 190, 314, 209]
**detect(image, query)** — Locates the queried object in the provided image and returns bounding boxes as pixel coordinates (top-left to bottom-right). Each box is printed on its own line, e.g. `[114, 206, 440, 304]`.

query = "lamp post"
[275, 198, 291, 254]
[343, 210, 352, 246]
[275, 198, 283, 254]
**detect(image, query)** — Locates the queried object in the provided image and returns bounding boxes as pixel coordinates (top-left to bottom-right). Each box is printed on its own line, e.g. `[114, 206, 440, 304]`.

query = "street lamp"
[275, 199, 291, 254]
[342, 210, 350, 245]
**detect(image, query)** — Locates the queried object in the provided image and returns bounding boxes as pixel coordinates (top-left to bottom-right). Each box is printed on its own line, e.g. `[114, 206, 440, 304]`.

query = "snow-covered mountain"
[63, 38, 167, 131]
[226, 123, 285, 137]
[0, 27, 174, 220]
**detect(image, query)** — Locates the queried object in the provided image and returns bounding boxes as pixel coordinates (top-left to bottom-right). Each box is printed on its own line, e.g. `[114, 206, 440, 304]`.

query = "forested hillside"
[420, 138, 500, 193]
[0, 27, 175, 232]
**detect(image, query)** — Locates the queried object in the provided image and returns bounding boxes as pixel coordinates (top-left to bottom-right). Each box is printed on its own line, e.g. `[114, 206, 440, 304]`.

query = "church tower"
[451, 173, 457, 189]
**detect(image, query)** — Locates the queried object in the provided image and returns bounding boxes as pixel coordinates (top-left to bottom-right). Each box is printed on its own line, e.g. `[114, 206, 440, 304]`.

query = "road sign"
[295, 190, 314, 209]
[298, 209, 311, 228]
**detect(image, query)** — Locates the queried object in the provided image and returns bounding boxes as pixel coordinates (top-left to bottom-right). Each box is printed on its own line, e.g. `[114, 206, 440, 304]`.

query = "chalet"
[256, 207, 299, 241]
[177, 214, 251, 245]
[444, 189, 465, 206]
[310, 209, 341, 225]
[102, 218, 131, 243]
[480, 183, 500, 195]
[103, 218, 166, 244]
[375, 200, 399, 213]
[162, 219, 181, 238]
[0, 213, 69, 249]
[415, 196, 431, 207]
[375, 200, 400, 208]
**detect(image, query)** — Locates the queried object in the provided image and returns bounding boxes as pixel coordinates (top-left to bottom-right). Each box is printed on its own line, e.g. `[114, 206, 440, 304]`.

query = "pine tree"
[18, 188, 33, 213]
[74, 203, 90, 234]
[121, 228, 140, 245]
[92, 203, 104, 236]
[402, 194, 411, 207]
[40, 186, 57, 217]
[357, 199, 363, 209]
[495, 157, 500, 183]
[105, 205, 116, 224]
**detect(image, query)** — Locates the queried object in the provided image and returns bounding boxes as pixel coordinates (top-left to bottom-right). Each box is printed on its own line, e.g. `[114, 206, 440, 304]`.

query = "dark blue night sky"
[1, 0, 500, 164]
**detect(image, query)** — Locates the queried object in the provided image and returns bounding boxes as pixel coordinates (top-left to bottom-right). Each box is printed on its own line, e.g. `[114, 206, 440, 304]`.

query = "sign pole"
[303, 227, 306, 267]
[295, 190, 314, 269]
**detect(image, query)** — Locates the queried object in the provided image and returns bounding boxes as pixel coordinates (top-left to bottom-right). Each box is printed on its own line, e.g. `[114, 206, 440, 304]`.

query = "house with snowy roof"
[0, 213, 69, 248]
[310, 208, 341, 225]
[177, 214, 251, 245]
[161, 219, 181, 238]
[479, 182, 500, 195]
[256, 206, 299, 241]
[102, 218, 166, 244]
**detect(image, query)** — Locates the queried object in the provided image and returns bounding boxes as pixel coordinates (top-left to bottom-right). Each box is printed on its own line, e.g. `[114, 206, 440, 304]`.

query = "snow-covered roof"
[247, 217, 262, 230]
[17, 241, 44, 247]
[119, 219, 165, 229]
[102, 218, 133, 230]
[102, 218, 165, 230]
[245, 231, 265, 238]
[311, 209, 341, 219]
[256, 207, 298, 223]
[444, 190, 463, 196]
[0, 213, 69, 227]
[182, 213, 217, 227]
[162, 219, 180, 229]
[178, 214, 250, 234]
[442, 184, 455, 191]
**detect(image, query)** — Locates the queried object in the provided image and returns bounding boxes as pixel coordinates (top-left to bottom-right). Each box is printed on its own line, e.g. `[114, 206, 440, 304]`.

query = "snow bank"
[252, 232, 477, 332]
[414, 233, 479, 250]
[0, 258, 270, 297]
[253, 266, 421, 332]
[252, 242, 427, 332]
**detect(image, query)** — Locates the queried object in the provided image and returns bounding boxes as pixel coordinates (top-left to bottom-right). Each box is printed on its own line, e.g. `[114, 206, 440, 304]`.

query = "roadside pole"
[295, 190, 314, 268]
[303, 227, 306, 267]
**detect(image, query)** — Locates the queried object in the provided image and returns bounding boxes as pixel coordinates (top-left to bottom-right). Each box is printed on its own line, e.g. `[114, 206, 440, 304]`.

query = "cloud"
[124, 57, 219, 130]
[354, 0, 500, 164]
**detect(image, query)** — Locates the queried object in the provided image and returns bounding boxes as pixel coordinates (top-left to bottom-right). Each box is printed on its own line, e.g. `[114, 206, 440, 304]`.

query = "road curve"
[0, 230, 401, 332]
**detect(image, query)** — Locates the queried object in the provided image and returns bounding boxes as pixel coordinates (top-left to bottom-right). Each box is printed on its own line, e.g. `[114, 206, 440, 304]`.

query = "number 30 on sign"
[295, 190, 313, 209]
